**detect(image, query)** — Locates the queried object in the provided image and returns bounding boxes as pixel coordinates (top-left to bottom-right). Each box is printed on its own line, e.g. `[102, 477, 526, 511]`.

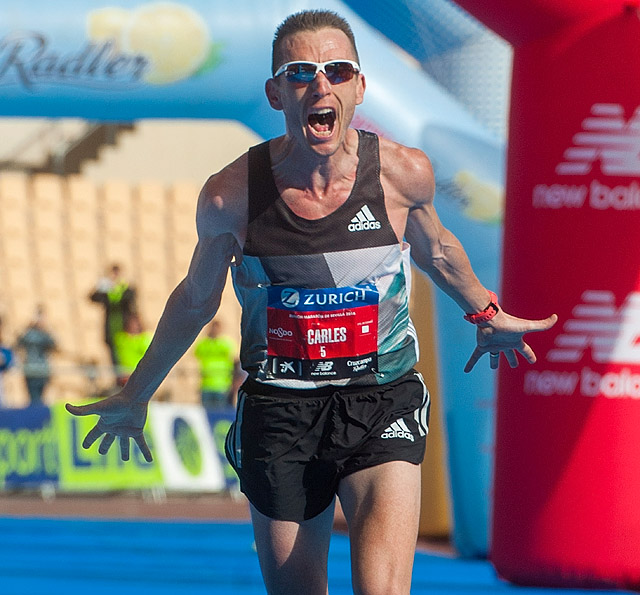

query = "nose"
[311, 70, 332, 96]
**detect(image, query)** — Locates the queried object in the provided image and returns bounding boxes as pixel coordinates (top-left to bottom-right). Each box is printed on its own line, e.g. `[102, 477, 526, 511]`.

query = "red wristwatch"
[464, 291, 500, 324]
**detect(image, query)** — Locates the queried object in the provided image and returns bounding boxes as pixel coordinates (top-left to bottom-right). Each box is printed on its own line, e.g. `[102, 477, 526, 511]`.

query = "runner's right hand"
[65, 393, 153, 462]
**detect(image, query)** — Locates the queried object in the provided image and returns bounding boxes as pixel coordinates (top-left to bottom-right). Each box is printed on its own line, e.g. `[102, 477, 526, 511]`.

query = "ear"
[265, 78, 283, 111]
[355, 73, 366, 106]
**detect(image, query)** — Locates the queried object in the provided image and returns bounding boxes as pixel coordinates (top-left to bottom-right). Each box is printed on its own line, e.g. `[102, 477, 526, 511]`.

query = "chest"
[277, 183, 353, 220]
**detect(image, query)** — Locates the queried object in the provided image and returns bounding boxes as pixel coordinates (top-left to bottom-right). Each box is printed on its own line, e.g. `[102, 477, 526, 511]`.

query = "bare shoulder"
[378, 137, 435, 208]
[197, 152, 249, 242]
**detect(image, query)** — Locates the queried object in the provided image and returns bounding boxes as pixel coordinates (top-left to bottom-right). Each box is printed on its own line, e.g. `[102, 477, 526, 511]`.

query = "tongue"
[308, 112, 334, 132]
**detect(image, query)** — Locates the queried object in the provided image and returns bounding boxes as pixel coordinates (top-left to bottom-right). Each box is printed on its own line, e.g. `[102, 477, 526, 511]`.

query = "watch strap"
[464, 291, 499, 325]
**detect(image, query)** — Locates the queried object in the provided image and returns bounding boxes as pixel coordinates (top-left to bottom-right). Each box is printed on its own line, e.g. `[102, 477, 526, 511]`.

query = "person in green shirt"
[194, 319, 238, 409]
[113, 313, 152, 387]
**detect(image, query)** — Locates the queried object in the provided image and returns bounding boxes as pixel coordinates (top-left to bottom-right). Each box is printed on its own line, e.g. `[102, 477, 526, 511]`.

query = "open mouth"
[308, 108, 336, 136]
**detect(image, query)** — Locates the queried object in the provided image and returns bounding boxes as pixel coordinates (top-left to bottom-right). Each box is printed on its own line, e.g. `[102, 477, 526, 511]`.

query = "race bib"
[266, 285, 379, 380]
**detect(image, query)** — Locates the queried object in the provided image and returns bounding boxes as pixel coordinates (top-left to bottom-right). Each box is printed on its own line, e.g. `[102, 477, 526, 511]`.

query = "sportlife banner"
[0, 0, 506, 555]
[0, 402, 235, 492]
[0, 406, 57, 488]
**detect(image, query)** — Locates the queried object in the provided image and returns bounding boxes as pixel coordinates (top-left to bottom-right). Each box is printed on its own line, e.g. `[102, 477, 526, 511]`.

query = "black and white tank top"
[231, 130, 418, 389]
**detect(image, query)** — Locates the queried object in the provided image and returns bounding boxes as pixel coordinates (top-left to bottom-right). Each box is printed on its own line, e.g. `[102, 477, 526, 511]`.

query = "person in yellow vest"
[194, 319, 238, 409]
[89, 263, 137, 375]
[113, 313, 151, 387]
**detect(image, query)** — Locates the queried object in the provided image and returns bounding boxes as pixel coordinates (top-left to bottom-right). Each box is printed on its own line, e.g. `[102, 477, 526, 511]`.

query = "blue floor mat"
[0, 518, 631, 595]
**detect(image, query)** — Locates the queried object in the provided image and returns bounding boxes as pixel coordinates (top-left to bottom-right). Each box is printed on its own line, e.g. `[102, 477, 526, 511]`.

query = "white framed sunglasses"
[274, 60, 361, 84]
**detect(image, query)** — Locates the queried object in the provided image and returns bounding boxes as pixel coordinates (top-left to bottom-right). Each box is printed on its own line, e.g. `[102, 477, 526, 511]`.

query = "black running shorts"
[225, 369, 430, 522]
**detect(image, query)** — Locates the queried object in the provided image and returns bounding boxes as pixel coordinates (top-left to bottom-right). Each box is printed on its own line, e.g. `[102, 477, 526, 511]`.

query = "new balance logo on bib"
[349, 205, 381, 231]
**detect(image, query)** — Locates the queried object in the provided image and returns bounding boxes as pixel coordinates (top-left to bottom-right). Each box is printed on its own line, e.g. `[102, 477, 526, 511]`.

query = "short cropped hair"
[272, 10, 359, 75]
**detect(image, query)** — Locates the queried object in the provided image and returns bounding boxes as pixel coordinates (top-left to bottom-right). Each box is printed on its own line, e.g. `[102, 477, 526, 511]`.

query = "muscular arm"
[124, 161, 247, 401]
[406, 196, 494, 315]
[66, 155, 248, 459]
[381, 139, 556, 371]
[122, 234, 235, 402]
[381, 141, 491, 312]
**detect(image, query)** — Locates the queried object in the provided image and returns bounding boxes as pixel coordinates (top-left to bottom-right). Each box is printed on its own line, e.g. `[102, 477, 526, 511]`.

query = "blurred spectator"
[15, 305, 57, 406]
[194, 319, 238, 409]
[113, 312, 152, 386]
[89, 263, 137, 373]
[0, 316, 15, 408]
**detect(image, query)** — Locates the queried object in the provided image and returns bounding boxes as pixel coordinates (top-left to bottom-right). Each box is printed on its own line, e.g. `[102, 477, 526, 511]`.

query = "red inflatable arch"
[456, 0, 640, 589]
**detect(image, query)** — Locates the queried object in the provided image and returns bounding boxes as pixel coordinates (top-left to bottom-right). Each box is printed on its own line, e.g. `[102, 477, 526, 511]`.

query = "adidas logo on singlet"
[380, 419, 415, 442]
[348, 205, 381, 232]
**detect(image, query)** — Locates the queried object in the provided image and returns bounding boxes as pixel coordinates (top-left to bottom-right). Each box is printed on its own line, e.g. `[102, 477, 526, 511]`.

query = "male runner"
[67, 10, 556, 594]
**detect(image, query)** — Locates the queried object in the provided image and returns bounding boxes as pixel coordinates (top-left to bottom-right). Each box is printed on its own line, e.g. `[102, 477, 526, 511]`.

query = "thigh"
[226, 389, 337, 522]
[250, 500, 335, 595]
[337, 460, 422, 595]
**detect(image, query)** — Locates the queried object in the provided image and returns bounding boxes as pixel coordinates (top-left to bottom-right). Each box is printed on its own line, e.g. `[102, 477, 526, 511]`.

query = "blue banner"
[0, 403, 236, 492]
[0, 406, 58, 488]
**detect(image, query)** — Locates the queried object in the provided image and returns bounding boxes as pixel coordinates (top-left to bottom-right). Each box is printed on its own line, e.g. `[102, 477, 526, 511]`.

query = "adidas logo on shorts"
[348, 205, 381, 231]
[380, 418, 414, 442]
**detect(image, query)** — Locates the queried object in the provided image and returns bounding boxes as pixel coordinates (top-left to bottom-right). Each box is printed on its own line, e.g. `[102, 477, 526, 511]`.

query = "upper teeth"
[312, 108, 333, 115]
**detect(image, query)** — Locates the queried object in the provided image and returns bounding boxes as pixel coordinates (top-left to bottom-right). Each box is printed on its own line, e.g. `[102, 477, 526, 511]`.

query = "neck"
[270, 129, 359, 194]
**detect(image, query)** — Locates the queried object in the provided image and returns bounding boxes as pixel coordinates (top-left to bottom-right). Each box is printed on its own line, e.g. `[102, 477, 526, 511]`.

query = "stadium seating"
[0, 171, 241, 407]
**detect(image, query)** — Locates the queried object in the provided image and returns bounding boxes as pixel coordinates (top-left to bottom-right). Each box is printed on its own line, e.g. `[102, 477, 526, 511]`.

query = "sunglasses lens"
[284, 63, 318, 83]
[324, 62, 357, 83]
[278, 61, 359, 84]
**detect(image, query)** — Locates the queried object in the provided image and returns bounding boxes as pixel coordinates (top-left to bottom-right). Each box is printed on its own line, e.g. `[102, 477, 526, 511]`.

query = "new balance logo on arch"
[547, 290, 640, 364]
[381, 418, 414, 441]
[556, 103, 640, 177]
[348, 204, 381, 231]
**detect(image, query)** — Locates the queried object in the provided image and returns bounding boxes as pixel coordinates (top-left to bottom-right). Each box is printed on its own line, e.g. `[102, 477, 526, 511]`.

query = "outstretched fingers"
[134, 434, 153, 462]
[99, 433, 116, 455]
[64, 394, 153, 464]
[65, 402, 99, 417]
[522, 314, 558, 334]
[504, 349, 519, 368]
[120, 436, 130, 461]
[464, 348, 484, 373]
[82, 424, 106, 449]
[82, 427, 151, 462]
[465, 313, 557, 373]
[517, 342, 537, 365]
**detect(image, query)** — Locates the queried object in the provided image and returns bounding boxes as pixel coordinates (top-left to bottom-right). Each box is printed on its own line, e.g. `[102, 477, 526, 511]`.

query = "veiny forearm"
[121, 230, 237, 402]
[412, 229, 490, 314]
[121, 280, 222, 403]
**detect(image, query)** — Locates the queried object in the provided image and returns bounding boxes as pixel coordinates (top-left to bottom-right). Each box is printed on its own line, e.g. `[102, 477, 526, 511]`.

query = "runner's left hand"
[464, 311, 557, 373]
